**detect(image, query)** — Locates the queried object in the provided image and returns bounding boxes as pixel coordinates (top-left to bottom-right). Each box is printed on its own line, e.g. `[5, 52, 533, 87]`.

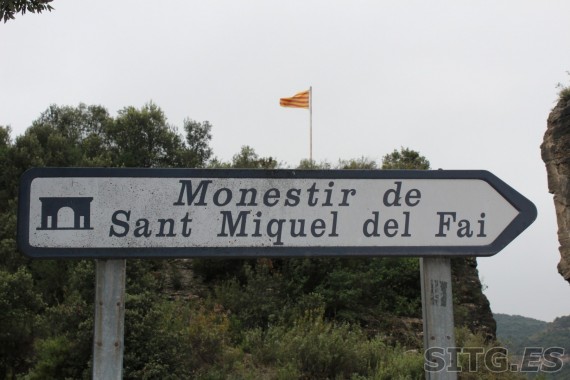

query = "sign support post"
[421, 257, 457, 380]
[92, 259, 126, 380]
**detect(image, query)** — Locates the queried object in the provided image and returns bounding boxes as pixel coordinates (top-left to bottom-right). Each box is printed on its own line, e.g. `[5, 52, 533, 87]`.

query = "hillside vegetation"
[495, 313, 569, 379]
[0, 103, 520, 379]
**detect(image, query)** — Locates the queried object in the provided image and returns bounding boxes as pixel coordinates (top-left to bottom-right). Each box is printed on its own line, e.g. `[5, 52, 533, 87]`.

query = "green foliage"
[108, 103, 187, 168]
[201, 255, 425, 363]
[241, 309, 425, 379]
[313, 258, 421, 323]
[297, 158, 332, 169]
[123, 291, 177, 378]
[0, 200, 26, 271]
[183, 119, 213, 168]
[454, 327, 527, 380]
[494, 313, 548, 354]
[0, 125, 10, 146]
[381, 147, 430, 170]
[122, 297, 233, 379]
[0, 126, 12, 207]
[337, 156, 377, 170]
[495, 314, 570, 379]
[300, 156, 379, 170]
[214, 260, 288, 329]
[25, 262, 95, 380]
[231, 145, 279, 169]
[0, 0, 53, 23]
[207, 145, 279, 169]
[25, 336, 74, 380]
[0, 268, 45, 378]
[25, 335, 90, 380]
[559, 87, 570, 101]
[556, 71, 570, 101]
[4, 104, 115, 196]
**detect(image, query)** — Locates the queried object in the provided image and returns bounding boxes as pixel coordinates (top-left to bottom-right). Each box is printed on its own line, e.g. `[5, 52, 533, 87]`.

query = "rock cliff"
[452, 257, 496, 340]
[541, 96, 570, 283]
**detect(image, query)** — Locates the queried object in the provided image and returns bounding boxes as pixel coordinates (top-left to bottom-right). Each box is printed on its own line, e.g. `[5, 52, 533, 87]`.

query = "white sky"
[2, 0, 570, 322]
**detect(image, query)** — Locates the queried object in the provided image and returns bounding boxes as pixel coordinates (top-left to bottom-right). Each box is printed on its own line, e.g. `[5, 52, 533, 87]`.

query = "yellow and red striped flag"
[280, 89, 310, 109]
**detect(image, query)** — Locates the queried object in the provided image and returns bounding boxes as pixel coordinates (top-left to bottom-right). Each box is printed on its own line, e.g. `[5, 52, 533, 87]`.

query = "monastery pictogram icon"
[37, 197, 94, 230]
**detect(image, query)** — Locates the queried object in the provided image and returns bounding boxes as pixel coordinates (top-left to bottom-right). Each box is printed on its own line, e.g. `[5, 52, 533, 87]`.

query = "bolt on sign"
[18, 168, 536, 259]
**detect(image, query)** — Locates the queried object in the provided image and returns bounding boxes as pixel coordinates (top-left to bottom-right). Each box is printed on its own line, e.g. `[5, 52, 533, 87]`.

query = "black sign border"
[18, 168, 537, 259]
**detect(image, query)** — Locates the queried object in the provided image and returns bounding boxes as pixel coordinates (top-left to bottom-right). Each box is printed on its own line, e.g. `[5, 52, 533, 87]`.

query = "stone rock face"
[452, 257, 496, 341]
[541, 96, 570, 283]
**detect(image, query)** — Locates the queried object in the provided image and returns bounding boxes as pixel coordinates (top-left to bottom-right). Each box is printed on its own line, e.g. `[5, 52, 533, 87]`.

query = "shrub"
[556, 71, 570, 101]
[242, 308, 424, 379]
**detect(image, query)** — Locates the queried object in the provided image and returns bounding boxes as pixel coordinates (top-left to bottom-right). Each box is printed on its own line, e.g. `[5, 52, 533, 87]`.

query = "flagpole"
[309, 86, 313, 164]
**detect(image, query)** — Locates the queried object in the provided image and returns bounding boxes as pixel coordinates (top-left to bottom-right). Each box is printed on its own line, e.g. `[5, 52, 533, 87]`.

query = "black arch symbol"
[37, 197, 94, 230]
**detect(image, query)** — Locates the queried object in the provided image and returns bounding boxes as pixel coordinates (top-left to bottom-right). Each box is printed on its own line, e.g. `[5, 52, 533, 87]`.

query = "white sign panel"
[18, 168, 536, 258]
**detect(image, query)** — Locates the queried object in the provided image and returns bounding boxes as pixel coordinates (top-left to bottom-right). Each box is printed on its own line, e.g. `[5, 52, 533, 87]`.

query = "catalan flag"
[280, 89, 310, 109]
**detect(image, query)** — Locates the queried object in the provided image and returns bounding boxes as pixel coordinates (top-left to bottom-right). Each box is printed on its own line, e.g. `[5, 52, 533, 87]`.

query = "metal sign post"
[421, 257, 457, 380]
[92, 259, 126, 380]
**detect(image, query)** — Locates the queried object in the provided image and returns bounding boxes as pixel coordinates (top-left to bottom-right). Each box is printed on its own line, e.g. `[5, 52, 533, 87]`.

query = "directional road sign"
[18, 168, 536, 259]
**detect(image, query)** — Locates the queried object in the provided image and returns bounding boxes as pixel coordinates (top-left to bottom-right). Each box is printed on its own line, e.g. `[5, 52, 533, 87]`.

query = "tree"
[1, 0, 54, 23]
[381, 147, 430, 170]
[0, 127, 13, 208]
[0, 126, 10, 148]
[29, 103, 113, 166]
[231, 145, 278, 169]
[297, 159, 331, 169]
[105, 103, 215, 169]
[108, 103, 186, 168]
[32, 103, 114, 167]
[182, 119, 213, 168]
[0, 268, 45, 378]
[337, 156, 377, 170]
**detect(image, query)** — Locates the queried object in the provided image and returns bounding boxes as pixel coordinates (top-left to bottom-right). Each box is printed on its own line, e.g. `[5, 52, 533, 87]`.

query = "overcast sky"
[2, 0, 570, 322]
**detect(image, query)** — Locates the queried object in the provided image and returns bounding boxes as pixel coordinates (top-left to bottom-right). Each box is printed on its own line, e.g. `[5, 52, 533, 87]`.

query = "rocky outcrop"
[541, 96, 570, 283]
[452, 257, 496, 341]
